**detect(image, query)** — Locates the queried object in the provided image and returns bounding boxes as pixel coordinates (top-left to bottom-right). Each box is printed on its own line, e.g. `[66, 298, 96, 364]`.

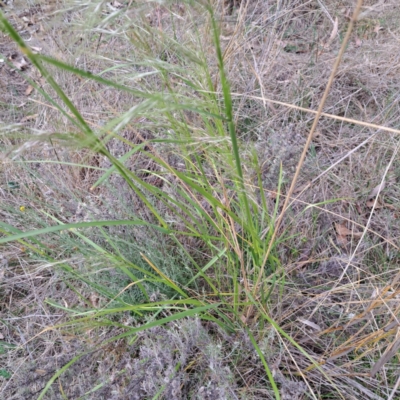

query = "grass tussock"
[1, 0, 400, 399]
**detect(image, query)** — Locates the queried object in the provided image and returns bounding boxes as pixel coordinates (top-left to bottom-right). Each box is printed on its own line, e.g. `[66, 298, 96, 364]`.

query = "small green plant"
[0, 369, 11, 379]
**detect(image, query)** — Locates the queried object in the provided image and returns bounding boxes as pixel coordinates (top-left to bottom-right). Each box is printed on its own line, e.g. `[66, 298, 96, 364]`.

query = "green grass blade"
[0, 219, 170, 244]
[0, 11, 92, 135]
[246, 328, 280, 399]
[37, 352, 88, 400]
[105, 303, 220, 343]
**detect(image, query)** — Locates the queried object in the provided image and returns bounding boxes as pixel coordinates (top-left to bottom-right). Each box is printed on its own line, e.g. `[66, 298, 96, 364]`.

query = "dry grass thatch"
[1, 0, 400, 398]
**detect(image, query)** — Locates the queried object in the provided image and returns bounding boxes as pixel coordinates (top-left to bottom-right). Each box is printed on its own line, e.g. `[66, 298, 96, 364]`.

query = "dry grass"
[1, 0, 400, 399]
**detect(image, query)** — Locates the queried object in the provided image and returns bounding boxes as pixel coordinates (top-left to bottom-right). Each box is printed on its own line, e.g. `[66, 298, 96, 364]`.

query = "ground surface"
[1, 0, 400, 399]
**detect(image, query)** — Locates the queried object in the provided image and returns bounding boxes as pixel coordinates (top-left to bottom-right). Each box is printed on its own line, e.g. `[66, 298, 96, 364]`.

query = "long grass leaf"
[0, 219, 170, 244]
[105, 303, 220, 342]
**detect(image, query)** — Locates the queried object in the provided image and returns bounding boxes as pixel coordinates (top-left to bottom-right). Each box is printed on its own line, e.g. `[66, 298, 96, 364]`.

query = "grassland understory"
[1, 0, 400, 399]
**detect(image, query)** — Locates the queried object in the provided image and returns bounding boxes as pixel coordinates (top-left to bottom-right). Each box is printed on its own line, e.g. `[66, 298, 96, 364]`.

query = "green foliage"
[0, 0, 280, 313]
[0, 1, 287, 397]
[0, 369, 11, 379]
[0, 341, 16, 355]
